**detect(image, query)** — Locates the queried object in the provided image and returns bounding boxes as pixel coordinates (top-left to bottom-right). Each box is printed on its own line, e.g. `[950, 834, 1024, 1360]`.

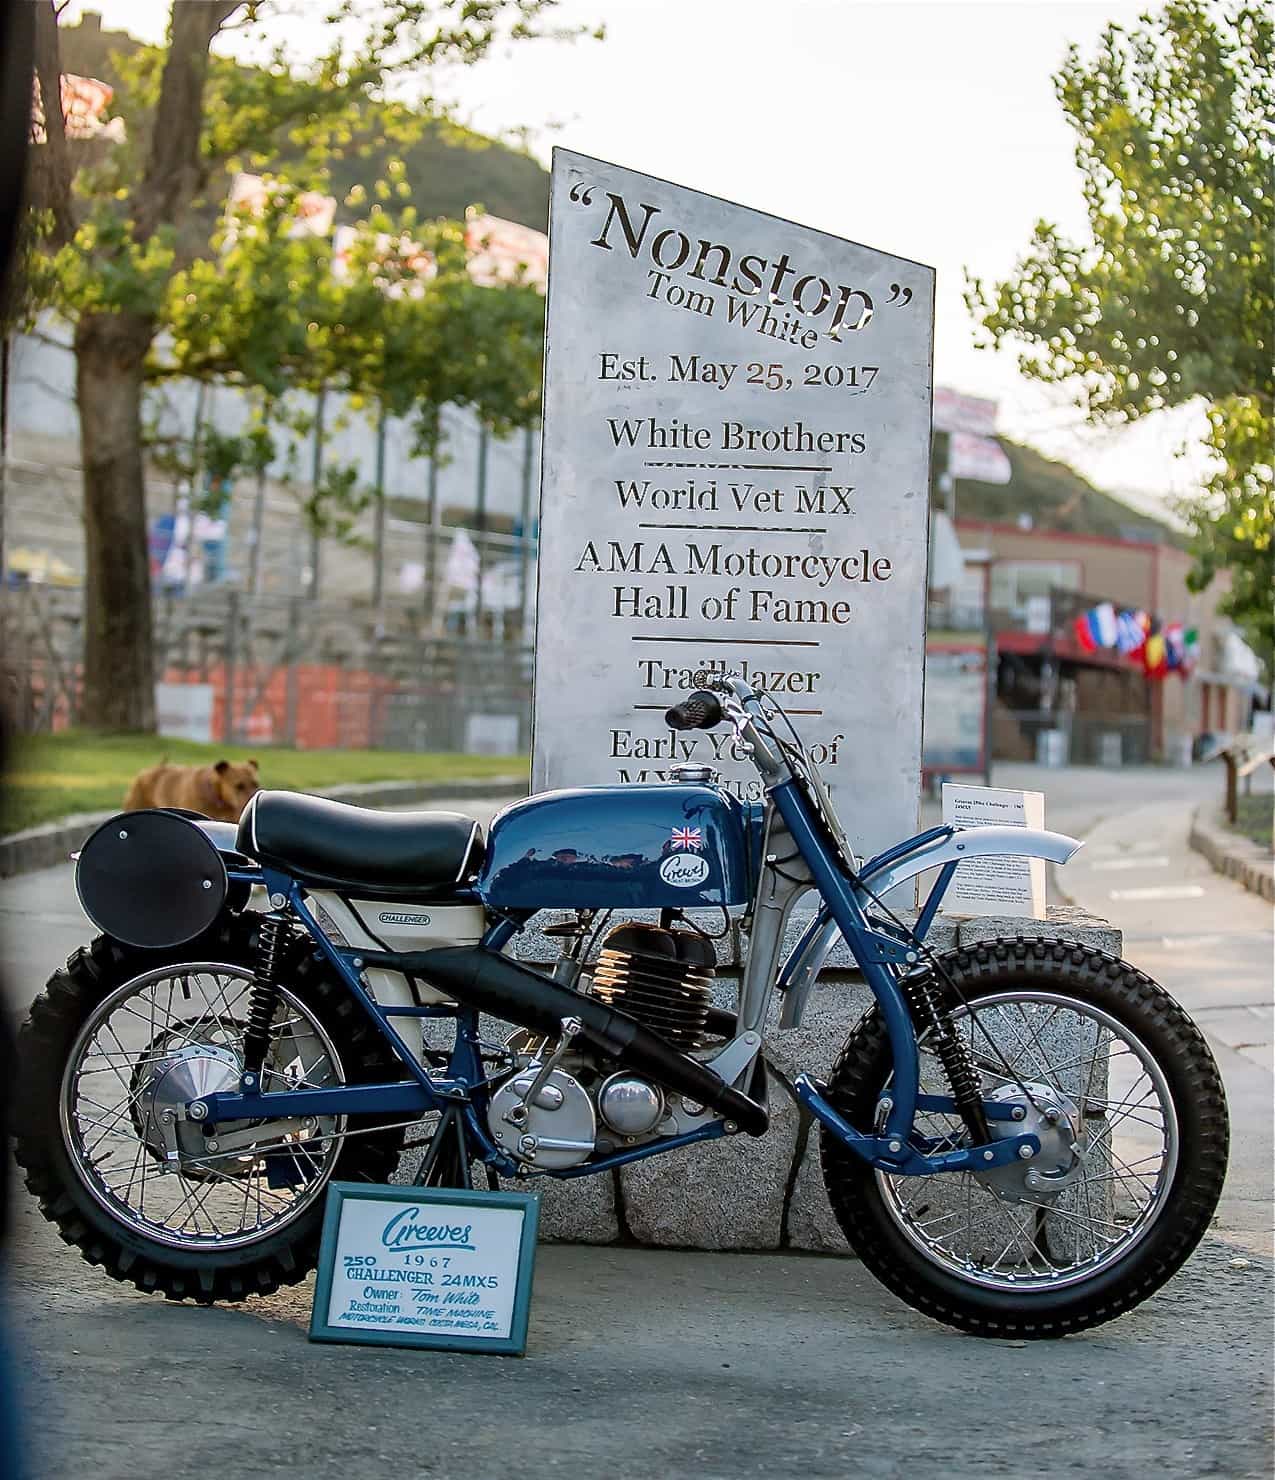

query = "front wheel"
[821, 938, 1229, 1338]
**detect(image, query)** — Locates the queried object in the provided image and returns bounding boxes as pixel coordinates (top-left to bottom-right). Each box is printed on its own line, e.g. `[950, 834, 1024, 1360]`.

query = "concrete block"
[619, 1074, 800, 1250]
[785, 1129, 850, 1254]
[955, 905, 1121, 955]
[510, 1169, 620, 1244]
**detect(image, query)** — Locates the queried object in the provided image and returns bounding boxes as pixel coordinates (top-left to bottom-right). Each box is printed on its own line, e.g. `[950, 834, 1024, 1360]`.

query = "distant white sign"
[941, 783, 1046, 918]
[923, 650, 986, 773]
[933, 388, 998, 437]
[534, 149, 935, 861]
[466, 712, 521, 756]
[949, 431, 1012, 485]
[155, 683, 214, 743]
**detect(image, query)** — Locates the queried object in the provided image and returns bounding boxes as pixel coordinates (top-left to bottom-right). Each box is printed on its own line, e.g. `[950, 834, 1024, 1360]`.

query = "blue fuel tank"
[476, 785, 760, 910]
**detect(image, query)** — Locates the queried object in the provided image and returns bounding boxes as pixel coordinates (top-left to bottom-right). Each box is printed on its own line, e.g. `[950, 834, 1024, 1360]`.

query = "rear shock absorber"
[899, 966, 991, 1145]
[241, 914, 289, 1079]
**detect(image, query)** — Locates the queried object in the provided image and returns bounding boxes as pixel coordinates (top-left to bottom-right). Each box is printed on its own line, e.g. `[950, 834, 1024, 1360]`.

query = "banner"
[932, 387, 997, 437]
[949, 430, 1011, 485]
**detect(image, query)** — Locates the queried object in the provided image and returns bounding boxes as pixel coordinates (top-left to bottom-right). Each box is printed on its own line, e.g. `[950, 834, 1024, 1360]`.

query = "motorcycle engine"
[487, 921, 719, 1170]
[591, 922, 716, 1052]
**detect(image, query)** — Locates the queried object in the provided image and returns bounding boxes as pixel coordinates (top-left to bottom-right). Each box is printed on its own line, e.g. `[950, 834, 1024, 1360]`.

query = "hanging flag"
[1073, 613, 1098, 652]
[1091, 602, 1118, 648]
[1144, 632, 1168, 677]
[1164, 622, 1185, 671]
[1116, 609, 1146, 656]
[1182, 627, 1200, 675]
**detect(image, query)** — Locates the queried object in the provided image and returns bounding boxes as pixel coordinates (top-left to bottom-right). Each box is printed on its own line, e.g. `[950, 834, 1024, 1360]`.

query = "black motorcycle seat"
[237, 790, 484, 897]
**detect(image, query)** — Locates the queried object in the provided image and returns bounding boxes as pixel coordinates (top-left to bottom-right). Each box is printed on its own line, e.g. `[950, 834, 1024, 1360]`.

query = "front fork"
[769, 781, 1042, 1178]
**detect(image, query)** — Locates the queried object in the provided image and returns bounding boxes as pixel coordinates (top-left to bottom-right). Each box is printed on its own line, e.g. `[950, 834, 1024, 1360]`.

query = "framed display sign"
[309, 1183, 540, 1356]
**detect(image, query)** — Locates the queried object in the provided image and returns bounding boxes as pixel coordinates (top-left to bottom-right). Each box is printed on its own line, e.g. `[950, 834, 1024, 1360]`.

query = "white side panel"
[346, 900, 486, 954]
[306, 891, 429, 1051]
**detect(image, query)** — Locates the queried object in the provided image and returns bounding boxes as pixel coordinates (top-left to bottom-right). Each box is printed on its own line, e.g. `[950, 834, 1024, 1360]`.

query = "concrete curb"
[0, 776, 525, 879]
[1188, 805, 1274, 902]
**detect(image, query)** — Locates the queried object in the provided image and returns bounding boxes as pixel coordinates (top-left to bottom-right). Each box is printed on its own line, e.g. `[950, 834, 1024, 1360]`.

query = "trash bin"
[1171, 734, 1194, 767]
[1036, 729, 1069, 767]
[1097, 731, 1123, 768]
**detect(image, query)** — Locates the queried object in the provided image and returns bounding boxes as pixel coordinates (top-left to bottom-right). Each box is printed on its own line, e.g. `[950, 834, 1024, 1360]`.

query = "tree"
[967, 1, 1272, 671]
[161, 184, 545, 569]
[25, 0, 583, 730]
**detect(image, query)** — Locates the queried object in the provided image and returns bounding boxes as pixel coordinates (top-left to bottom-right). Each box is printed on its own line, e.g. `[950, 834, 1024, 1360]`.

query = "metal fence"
[0, 583, 535, 753]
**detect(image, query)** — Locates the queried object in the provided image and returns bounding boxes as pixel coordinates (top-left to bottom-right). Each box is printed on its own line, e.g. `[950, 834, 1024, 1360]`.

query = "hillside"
[930, 432, 1181, 545]
[57, 11, 550, 231]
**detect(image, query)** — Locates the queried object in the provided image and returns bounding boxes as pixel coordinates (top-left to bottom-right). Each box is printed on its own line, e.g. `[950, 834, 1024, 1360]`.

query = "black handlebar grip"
[664, 690, 724, 731]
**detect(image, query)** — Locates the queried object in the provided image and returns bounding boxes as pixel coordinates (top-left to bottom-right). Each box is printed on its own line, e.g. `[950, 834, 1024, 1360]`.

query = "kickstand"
[412, 1104, 474, 1190]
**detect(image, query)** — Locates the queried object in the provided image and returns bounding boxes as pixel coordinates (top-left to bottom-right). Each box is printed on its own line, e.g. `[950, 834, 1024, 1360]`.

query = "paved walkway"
[5, 1203, 1271, 1480]
[2, 767, 1272, 1479]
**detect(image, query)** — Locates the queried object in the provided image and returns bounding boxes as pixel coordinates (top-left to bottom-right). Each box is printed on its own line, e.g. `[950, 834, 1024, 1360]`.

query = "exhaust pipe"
[374, 946, 768, 1137]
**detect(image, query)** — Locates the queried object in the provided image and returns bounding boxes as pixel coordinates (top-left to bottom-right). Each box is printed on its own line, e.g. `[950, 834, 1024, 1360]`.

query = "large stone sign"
[534, 149, 935, 859]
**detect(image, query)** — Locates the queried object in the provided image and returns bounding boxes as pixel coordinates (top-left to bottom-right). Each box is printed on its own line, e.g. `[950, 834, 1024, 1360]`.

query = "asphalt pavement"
[2, 768, 1272, 1480]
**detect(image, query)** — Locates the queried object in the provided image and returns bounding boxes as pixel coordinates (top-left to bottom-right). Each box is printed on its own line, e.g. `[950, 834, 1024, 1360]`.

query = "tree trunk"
[76, 310, 156, 731]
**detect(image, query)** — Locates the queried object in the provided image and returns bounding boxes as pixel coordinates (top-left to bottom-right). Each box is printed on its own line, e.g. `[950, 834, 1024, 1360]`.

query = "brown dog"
[123, 758, 261, 822]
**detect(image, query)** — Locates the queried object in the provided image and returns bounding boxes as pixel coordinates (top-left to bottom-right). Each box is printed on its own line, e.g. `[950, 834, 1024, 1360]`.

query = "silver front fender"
[857, 824, 1082, 900]
[777, 825, 1083, 1029]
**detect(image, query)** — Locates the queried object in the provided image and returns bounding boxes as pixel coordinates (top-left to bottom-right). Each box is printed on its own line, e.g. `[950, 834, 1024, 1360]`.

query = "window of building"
[990, 560, 1082, 618]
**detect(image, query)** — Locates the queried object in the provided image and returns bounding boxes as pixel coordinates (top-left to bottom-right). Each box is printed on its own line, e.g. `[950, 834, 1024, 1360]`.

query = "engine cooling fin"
[591, 923, 716, 1052]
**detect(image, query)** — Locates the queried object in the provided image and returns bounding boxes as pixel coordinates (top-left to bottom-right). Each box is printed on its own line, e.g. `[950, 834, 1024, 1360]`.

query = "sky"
[69, 0, 1214, 522]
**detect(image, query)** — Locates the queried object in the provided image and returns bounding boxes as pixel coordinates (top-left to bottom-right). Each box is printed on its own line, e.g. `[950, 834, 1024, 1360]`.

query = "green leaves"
[160, 180, 545, 539]
[967, 1, 1273, 671]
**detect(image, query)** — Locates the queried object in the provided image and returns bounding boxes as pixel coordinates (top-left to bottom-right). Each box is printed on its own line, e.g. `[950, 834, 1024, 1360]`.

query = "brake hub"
[134, 1038, 244, 1177]
[974, 1081, 1085, 1203]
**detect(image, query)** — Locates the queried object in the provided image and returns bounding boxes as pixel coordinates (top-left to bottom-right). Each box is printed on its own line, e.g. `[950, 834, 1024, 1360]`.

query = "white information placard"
[155, 682, 214, 742]
[535, 149, 935, 863]
[941, 783, 1047, 918]
[309, 1184, 539, 1355]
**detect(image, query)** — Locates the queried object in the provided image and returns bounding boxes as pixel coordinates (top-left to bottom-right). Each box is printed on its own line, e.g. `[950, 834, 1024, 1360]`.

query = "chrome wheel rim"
[875, 991, 1179, 1292]
[60, 963, 346, 1251]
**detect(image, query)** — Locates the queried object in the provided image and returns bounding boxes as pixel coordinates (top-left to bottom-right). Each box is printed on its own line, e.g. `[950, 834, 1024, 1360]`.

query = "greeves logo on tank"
[659, 853, 710, 888]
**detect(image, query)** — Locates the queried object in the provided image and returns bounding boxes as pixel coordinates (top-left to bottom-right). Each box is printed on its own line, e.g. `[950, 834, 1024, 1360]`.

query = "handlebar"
[663, 690, 724, 731]
[663, 673, 786, 785]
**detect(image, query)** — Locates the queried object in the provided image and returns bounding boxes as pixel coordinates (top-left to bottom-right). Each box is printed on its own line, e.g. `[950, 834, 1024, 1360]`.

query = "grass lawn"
[4, 731, 528, 834]
[1228, 793, 1274, 851]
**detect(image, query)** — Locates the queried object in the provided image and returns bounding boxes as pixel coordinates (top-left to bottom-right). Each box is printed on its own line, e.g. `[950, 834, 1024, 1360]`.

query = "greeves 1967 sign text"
[534, 150, 935, 860]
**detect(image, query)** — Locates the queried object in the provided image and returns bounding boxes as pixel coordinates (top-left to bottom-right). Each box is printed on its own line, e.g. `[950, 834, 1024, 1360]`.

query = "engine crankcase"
[488, 1064, 597, 1170]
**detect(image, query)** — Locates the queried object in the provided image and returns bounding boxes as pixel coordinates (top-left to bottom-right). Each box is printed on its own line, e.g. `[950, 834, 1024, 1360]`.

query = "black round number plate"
[76, 810, 229, 949]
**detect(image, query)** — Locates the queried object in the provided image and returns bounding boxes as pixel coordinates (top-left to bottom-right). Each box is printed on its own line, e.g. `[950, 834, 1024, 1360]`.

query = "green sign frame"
[309, 1182, 540, 1357]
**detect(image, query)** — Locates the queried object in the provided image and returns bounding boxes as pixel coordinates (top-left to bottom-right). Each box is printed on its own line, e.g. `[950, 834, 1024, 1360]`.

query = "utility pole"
[517, 422, 536, 638]
[371, 401, 388, 613]
[474, 423, 488, 635]
[0, 334, 9, 586]
[306, 386, 326, 600]
[181, 380, 208, 598]
[424, 408, 441, 631]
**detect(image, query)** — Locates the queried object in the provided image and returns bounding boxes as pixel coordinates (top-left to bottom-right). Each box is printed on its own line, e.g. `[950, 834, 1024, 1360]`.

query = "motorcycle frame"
[192, 771, 1077, 1181]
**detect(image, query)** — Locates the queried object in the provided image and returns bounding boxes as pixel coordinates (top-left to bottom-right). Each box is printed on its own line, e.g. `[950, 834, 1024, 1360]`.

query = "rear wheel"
[15, 918, 408, 1303]
[821, 939, 1228, 1338]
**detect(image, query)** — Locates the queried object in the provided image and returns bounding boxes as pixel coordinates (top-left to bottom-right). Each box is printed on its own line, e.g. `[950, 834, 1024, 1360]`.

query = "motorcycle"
[16, 673, 1228, 1337]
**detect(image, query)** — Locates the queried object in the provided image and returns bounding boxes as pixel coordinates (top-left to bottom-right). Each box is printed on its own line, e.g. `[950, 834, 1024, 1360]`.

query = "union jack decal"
[669, 827, 702, 850]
